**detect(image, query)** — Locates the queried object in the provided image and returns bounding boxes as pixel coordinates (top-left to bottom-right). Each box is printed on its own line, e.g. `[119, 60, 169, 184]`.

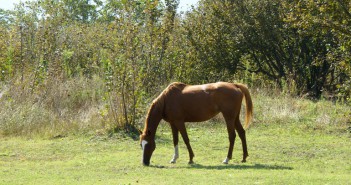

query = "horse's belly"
[182, 103, 220, 122]
[184, 111, 219, 122]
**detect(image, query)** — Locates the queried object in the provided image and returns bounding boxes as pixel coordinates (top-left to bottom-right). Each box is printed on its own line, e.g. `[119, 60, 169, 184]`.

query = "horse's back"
[170, 82, 242, 103]
[163, 82, 243, 122]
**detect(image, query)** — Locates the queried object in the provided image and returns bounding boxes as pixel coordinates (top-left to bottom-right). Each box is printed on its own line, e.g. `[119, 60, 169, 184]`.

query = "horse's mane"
[143, 82, 186, 134]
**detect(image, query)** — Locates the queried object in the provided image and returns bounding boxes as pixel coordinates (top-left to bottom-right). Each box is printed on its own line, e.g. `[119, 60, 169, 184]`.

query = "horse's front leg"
[177, 122, 194, 164]
[170, 123, 179, 164]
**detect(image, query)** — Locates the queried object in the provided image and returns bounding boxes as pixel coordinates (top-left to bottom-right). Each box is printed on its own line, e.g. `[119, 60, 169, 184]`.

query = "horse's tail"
[235, 83, 253, 129]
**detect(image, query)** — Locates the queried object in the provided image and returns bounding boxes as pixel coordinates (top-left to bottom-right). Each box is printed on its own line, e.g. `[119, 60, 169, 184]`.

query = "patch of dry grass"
[252, 89, 350, 133]
[1, 80, 350, 137]
[0, 76, 106, 137]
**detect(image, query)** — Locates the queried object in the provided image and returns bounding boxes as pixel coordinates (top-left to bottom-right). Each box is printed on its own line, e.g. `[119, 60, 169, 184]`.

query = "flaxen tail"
[235, 83, 253, 129]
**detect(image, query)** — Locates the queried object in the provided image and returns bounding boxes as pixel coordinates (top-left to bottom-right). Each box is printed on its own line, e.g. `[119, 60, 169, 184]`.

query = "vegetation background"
[0, 1, 350, 184]
[0, 0, 350, 136]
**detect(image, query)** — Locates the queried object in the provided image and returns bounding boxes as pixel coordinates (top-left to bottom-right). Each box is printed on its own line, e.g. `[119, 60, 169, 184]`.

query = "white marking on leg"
[141, 140, 148, 150]
[170, 145, 179, 163]
[223, 157, 230, 164]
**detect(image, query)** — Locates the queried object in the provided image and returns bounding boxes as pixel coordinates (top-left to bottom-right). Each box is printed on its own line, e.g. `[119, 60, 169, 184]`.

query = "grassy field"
[1, 120, 350, 185]
[1, 89, 350, 184]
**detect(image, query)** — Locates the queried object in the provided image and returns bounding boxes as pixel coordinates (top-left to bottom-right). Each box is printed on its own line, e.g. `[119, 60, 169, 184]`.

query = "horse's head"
[139, 130, 156, 166]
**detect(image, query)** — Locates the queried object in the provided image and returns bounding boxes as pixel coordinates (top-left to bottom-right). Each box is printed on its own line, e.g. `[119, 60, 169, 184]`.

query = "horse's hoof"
[223, 157, 230, 164]
[241, 159, 246, 163]
[188, 161, 194, 165]
[170, 160, 176, 164]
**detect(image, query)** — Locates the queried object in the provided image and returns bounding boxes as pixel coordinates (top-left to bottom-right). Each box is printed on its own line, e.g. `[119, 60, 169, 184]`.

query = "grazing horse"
[139, 82, 253, 166]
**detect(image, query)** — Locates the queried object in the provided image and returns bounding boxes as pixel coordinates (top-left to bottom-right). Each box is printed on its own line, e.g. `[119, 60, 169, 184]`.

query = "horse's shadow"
[187, 163, 293, 170]
[152, 163, 293, 170]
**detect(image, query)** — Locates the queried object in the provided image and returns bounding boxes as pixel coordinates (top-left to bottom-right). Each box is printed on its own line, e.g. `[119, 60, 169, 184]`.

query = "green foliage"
[0, 0, 350, 136]
[0, 0, 182, 134]
[284, 0, 351, 100]
[182, 0, 350, 98]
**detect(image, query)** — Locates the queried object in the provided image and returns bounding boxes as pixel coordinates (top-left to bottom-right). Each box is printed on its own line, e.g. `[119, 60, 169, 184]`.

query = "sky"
[0, 0, 199, 11]
[0, 0, 20, 10]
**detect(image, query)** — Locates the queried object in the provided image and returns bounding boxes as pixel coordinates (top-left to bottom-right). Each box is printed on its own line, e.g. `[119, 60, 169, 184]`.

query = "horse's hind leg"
[235, 116, 248, 162]
[223, 115, 236, 164]
[170, 123, 179, 164]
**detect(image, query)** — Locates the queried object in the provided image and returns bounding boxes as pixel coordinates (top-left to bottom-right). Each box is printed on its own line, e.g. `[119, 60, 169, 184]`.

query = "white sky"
[0, 0, 20, 10]
[0, 0, 199, 11]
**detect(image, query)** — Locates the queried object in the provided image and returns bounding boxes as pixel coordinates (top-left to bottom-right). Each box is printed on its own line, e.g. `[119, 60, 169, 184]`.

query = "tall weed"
[0, 76, 106, 137]
[252, 88, 350, 134]
[1, 80, 350, 137]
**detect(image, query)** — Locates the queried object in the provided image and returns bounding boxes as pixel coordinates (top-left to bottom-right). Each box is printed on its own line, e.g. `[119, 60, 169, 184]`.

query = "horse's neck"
[144, 103, 163, 139]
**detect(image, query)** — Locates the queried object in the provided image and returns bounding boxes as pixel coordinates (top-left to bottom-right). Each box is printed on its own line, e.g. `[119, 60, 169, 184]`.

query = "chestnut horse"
[139, 82, 253, 166]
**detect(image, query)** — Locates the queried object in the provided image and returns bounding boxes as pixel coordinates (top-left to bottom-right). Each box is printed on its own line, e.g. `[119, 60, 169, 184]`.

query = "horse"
[139, 82, 253, 166]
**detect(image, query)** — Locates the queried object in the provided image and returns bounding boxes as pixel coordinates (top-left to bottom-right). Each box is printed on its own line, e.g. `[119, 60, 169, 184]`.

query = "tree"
[62, 0, 103, 23]
[284, 0, 351, 98]
[182, 0, 350, 98]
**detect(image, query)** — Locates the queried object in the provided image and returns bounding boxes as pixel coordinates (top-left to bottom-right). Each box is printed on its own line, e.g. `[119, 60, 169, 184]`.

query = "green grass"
[1, 122, 350, 185]
[1, 84, 350, 184]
